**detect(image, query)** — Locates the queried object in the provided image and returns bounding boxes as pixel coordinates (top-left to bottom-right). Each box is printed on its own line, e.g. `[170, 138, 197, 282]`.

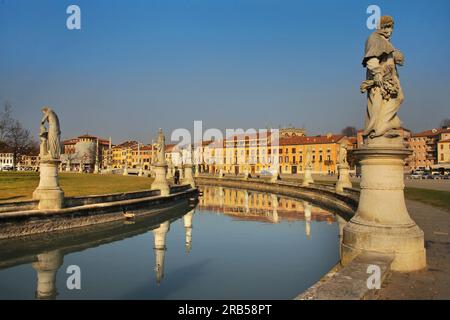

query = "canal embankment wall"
[0, 184, 197, 240]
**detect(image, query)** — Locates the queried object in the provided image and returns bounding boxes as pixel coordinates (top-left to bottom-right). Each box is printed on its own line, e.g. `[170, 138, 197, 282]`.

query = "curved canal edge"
[195, 175, 395, 300]
[0, 184, 198, 240]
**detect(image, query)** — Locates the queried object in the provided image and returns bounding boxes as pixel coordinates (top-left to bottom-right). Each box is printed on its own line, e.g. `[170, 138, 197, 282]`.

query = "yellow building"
[278, 134, 353, 175]
[438, 139, 450, 164]
[207, 131, 355, 176]
[110, 141, 137, 169]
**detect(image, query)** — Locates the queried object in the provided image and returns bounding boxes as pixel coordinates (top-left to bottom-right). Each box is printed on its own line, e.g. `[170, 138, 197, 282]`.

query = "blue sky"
[1, 0, 449, 143]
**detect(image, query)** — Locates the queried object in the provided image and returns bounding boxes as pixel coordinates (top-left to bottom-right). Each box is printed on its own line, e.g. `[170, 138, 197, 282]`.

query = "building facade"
[0, 153, 13, 170]
[62, 134, 109, 172]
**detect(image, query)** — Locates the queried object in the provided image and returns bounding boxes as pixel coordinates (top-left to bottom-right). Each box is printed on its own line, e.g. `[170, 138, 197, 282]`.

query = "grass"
[0, 172, 154, 202]
[404, 187, 450, 212]
[284, 176, 450, 212]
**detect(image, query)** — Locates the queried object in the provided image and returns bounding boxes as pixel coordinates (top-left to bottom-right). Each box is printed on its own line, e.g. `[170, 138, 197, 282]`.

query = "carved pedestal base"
[151, 164, 170, 196]
[183, 164, 196, 188]
[335, 164, 352, 192]
[33, 159, 64, 210]
[342, 138, 426, 272]
[302, 165, 314, 186]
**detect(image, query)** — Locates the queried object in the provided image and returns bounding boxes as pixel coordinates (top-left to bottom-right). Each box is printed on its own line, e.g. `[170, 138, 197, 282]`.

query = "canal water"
[0, 186, 341, 299]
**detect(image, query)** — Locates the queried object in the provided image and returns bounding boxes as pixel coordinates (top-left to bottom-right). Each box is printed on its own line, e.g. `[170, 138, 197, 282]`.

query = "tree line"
[0, 102, 39, 167]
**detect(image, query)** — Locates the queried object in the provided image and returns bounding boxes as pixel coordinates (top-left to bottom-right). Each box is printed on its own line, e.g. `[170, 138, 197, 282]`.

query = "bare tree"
[341, 126, 357, 137]
[440, 118, 450, 128]
[6, 120, 37, 168]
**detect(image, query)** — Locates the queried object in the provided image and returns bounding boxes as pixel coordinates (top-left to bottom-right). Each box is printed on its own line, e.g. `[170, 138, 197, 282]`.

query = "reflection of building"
[198, 186, 335, 224]
[152, 221, 170, 285]
[31, 250, 63, 300]
[62, 134, 109, 172]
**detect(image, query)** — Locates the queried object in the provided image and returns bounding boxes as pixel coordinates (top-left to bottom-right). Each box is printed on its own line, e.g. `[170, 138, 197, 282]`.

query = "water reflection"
[198, 186, 336, 232]
[32, 250, 63, 300]
[0, 186, 345, 300]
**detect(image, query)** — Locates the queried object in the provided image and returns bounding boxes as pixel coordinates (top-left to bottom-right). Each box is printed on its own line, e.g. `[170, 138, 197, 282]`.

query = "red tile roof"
[280, 135, 345, 146]
[413, 128, 450, 138]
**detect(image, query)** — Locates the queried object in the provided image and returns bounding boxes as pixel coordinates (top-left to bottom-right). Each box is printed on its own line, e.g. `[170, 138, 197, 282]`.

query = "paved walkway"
[372, 200, 450, 299]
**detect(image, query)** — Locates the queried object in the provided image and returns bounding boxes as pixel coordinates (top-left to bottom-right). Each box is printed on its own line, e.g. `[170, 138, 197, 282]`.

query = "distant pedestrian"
[174, 169, 180, 185]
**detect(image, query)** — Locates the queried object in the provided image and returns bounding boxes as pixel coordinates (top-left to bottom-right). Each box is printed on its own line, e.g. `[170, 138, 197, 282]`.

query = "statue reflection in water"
[151, 209, 195, 285]
[32, 250, 63, 300]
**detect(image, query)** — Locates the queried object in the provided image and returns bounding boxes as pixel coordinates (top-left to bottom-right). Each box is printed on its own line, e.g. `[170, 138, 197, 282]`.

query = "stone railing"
[195, 175, 358, 221]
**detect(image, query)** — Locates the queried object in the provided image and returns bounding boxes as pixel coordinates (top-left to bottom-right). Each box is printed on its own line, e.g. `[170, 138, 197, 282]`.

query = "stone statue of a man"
[155, 128, 166, 165]
[41, 107, 61, 159]
[360, 16, 404, 139]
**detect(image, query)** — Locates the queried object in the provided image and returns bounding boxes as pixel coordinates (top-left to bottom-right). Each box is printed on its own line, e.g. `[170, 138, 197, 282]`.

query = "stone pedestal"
[270, 169, 280, 183]
[302, 165, 314, 186]
[183, 164, 196, 188]
[94, 163, 99, 174]
[151, 163, 170, 196]
[335, 164, 352, 192]
[123, 166, 128, 176]
[342, 137, 426, 272]
[33, 159, 64, 210]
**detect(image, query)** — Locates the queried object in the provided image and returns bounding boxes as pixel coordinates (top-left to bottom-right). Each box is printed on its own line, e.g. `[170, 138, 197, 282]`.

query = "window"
[292, 156, 296, 163]
[441, 154, 444, 161]
[292, 148, 296, 153]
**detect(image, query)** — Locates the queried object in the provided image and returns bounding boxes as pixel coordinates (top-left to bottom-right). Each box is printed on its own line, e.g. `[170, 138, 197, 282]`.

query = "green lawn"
[404, 188, 450, 212]
[0, 172, 154, 202]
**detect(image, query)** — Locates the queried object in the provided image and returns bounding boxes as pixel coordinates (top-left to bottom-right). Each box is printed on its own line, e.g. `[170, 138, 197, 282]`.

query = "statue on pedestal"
[151, 129, 170, 196]
[360, 16, 404, 140]
[155, 128, 166, 165]
[338, 143, 348, 166]
[342, 16, 426, 272]
[33, 107, 64, 210]
[40, 107, 61, 160]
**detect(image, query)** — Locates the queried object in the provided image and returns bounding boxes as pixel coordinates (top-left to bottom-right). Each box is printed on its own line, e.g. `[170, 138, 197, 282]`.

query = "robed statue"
[155, 128, 166, 165]
[360, 16, 404, 139]
[40, 107, 61, 160]
[305, 146, 312, 167]
[339, 143, 348, 165]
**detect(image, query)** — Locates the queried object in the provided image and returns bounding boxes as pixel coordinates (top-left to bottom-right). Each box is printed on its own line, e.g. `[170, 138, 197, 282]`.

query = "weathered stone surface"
[296, 253, 393, 300]
[0, 186, 197, 240]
